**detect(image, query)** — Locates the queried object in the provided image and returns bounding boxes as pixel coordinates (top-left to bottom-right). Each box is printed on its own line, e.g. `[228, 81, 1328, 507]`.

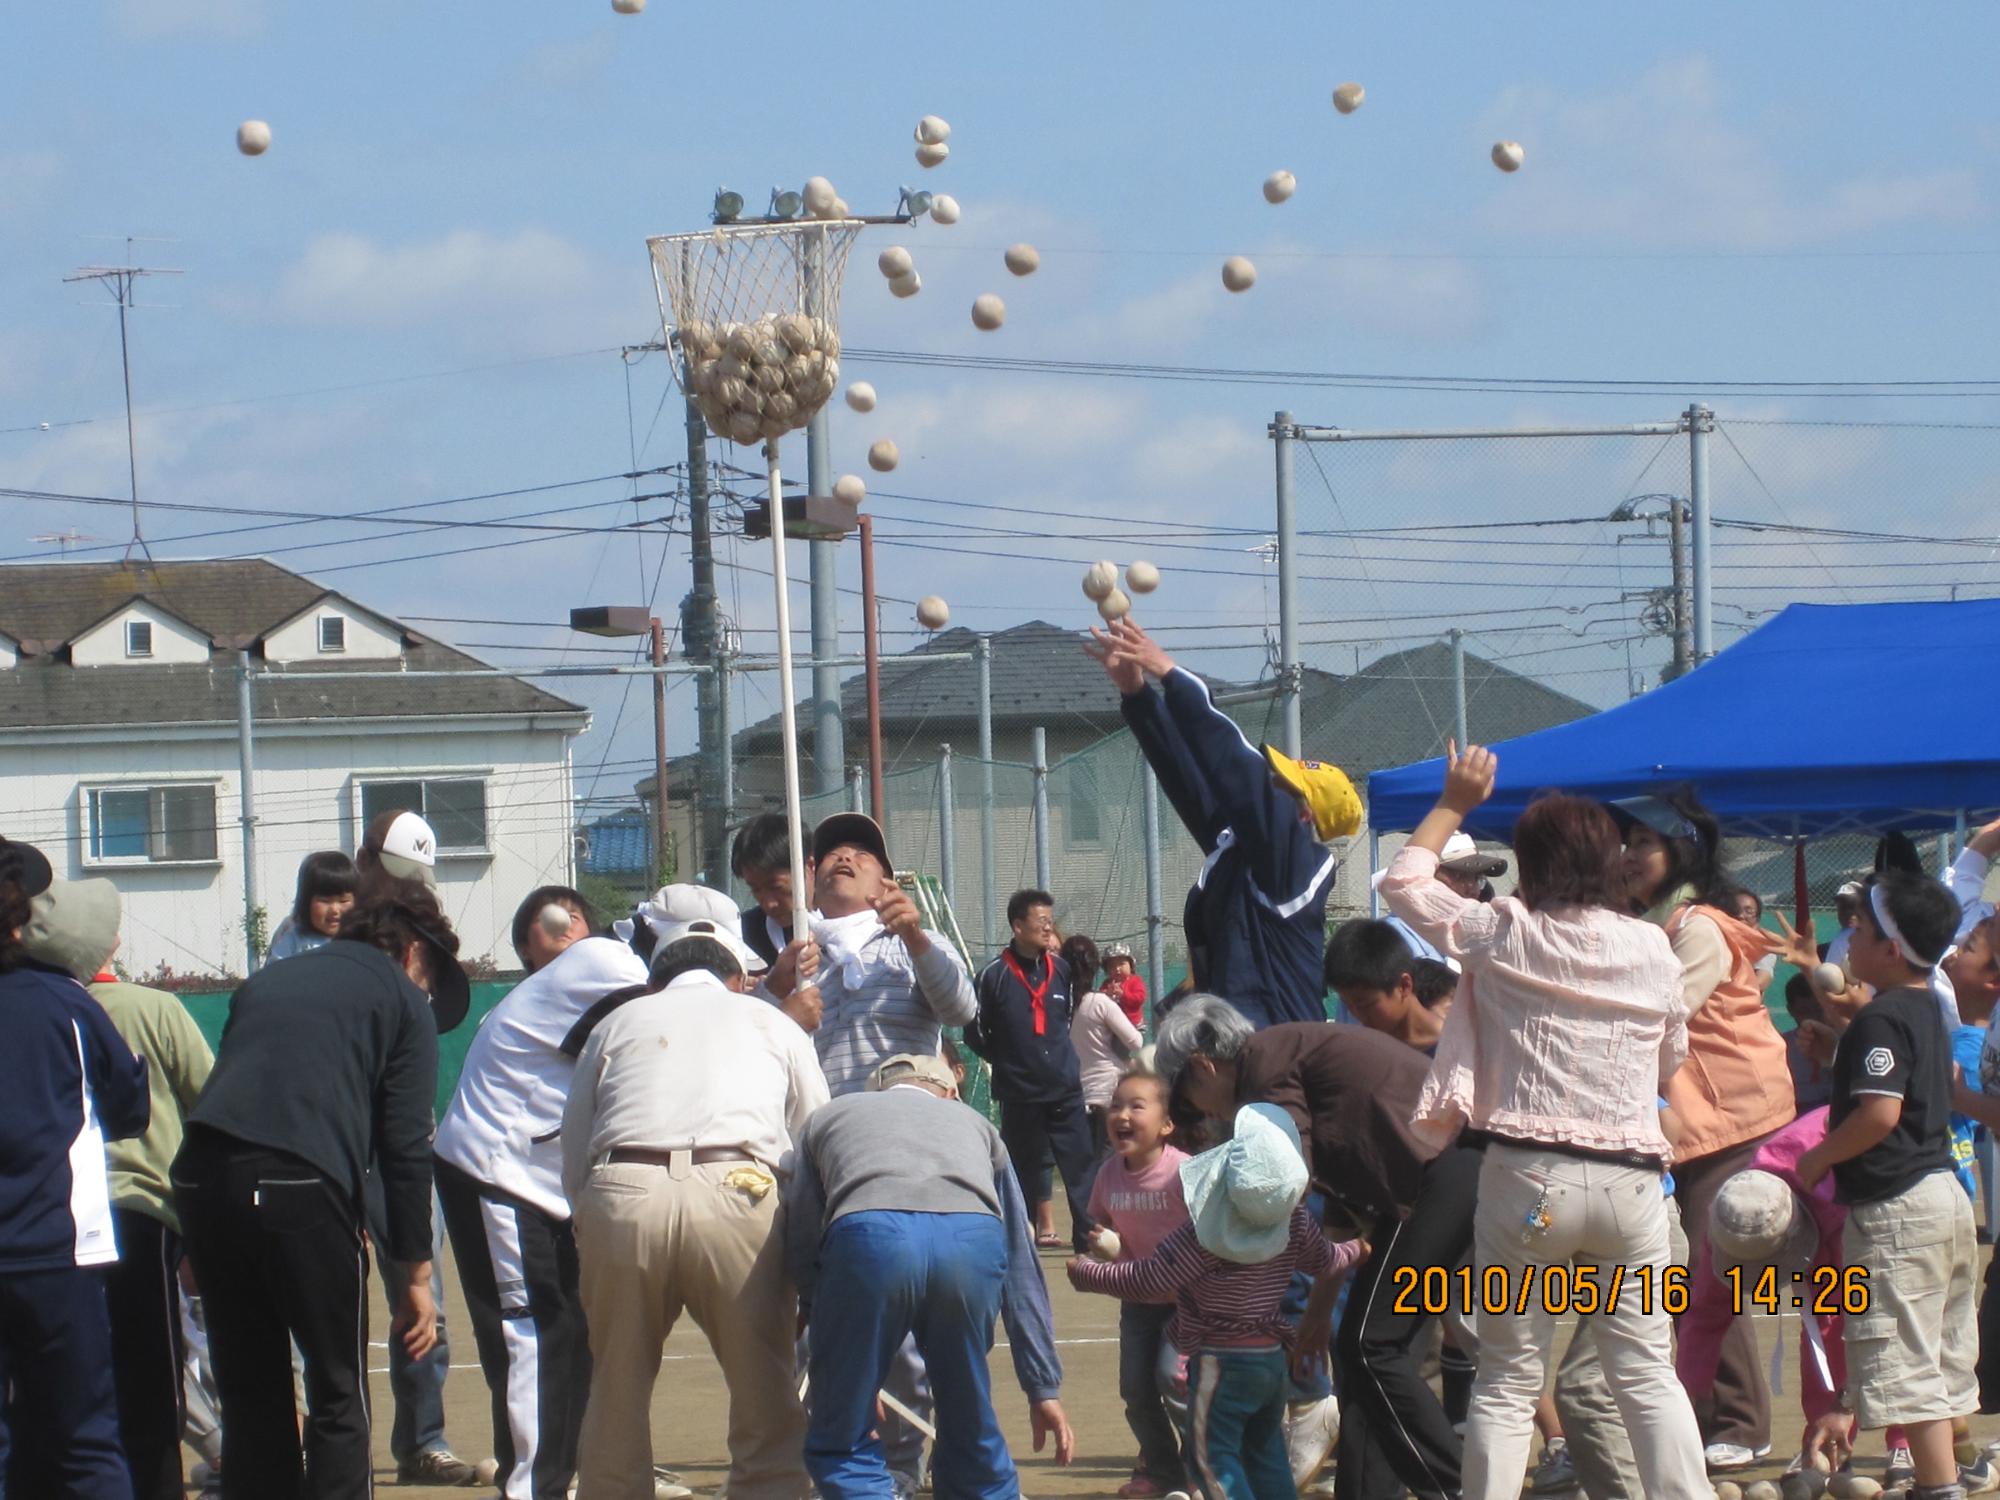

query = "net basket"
[648, 220, 863, 447]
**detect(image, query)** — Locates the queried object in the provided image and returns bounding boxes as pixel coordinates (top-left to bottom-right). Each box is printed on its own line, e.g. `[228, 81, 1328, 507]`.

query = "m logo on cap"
[1863, 1047, 1895, 1078]
[411, 833, 433, 857]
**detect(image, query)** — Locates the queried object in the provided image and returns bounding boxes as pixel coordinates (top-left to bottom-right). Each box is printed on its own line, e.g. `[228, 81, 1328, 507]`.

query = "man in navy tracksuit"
[1087, 618, 1363, 1028]
[0, 837, 151, 1500]
[965, 889, 1096, 1253]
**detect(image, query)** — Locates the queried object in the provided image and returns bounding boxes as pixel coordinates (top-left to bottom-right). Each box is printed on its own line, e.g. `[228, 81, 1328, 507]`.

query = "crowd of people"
[5, 613, 2000, 1500]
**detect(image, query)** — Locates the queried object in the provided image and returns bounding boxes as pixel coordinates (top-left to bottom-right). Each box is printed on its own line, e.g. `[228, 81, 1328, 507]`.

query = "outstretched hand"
[1770, 911, 1819, 971]
[1084, 617, 1174, 695]
[1440, 741, 1498, 815]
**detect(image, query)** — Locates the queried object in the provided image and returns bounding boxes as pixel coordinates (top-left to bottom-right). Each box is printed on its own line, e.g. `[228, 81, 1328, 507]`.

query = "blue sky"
[5, 2, 1998, 804]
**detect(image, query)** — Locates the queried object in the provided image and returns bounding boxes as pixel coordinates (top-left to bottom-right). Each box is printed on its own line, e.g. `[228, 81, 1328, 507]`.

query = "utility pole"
[1448, 628, 1468, 750]
[677, 367, 727, 880]
[1686, 404, 1714, 662]
[1271, 411, 1303, 758]
[806, 238, 844, 798]
[64, 255, 181, 564]
[1666, 497, 1693, 681]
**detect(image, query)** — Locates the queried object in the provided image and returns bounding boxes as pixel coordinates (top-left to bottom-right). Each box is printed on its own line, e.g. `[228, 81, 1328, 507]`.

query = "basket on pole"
[648, 220, 863, 938]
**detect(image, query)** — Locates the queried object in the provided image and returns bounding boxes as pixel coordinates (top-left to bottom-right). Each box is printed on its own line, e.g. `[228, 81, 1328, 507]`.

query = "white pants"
[1464, 1144, 1708, 1500]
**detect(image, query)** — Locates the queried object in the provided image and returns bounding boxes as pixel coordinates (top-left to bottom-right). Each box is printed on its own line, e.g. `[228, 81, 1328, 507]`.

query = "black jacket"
[966, 949, 1083, 1104]
[187, 942, 438, 1261]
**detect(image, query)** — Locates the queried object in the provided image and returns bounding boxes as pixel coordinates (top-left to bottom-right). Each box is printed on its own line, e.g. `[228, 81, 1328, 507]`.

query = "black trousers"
[1978, 1239, 2000, 1412]
[104, 1209, 184, 1500]
[0, 1264, 130, 1500]
[172, 1127, 371, 1500]
[435, 1158, 589, 1500]
[998, 1093, 1096, 1253]
[1333, 1142, 1482, 1500]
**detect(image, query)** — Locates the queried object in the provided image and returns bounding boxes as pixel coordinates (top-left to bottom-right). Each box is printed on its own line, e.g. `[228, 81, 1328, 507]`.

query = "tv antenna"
[64, 240, 181, 567]
[32, 530, 106, 556]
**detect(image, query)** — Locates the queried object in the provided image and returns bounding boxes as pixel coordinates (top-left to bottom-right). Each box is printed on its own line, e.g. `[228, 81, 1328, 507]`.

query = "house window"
[359, 776, 489, 853]
[318, 615, 346, 653]
[1067, 760, 1102, 847]
[86, 784, 218, 865]
[125, 620, 153, 658]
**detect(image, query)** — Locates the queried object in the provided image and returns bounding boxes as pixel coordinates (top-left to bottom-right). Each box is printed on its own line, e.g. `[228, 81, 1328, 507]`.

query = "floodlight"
[896, 186, 933, 220]
[712, 187, 745, 223]
[769, 187, 804, 220]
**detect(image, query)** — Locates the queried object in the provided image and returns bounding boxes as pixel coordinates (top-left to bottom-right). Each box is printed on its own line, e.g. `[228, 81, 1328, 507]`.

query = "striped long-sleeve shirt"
[809, 921, 977, 1097]
[1069, 1205, 1356, 1351]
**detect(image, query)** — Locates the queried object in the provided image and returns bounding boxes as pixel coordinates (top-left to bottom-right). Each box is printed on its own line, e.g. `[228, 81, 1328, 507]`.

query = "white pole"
[765, 443, 812, 941]
[1688, 404, 1714, 661]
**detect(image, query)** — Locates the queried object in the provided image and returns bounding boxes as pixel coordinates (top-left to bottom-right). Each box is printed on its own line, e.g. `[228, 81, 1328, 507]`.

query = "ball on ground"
[1082, 561, 1117, 601]
[1221, 255, 1256, 292]
[1744, 1484, 1781, 1500]
[1782, 1471, 1830, 1500]
[474, 1458, 500, 1486]
[916, 141, 949, 169]
[1097, 587, 1132, 621]
[1491, 140, 1525, 172]
[1332, 81, 1366, 114]
[1263, 170, 1296, 204]
[930, 194, 961, 225]
[236, 119, 271, 155]
[915, 115, 951, 146]
[878, 246, 914, 280]
[803, 176, 838, 216]
[845, 381, 877, 413]
[1004, 243, 1040, 276]
[833, 474, 866, 506]
[971, 294, 1006, 331]
[538, 903, 574, 938]
[1827, 1479, 1881, 1500]
[1812, 961, 1847, 996]
[888, 270, 922, 299]
[868, 439, 899, 472]
[916, 596, 950, 630]
[1126, 560, 1160, 594]
[1714, 1484, 1743, 1500]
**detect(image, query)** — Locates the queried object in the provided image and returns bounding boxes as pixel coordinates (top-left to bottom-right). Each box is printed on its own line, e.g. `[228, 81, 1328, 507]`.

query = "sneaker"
[1531, 1438, 1577, 1494]
[1303, 1478, 1339, 1499]
[398, 1450, 480, 1486]
[1961, 1461, 2000, 1497]
[1707, 1443, 1773, 1473]
[655, 1469, 693, 1500]
[1119, 1474, 1169, 1499]
[1887, 1446, 1917, 1489]
[1285, 1395, 1341, 1487]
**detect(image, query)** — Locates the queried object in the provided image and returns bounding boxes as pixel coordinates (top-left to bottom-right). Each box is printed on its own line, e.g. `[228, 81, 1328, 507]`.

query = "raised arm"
[1091, 628, 1221, 846]
[1379, 743, 1502, 958]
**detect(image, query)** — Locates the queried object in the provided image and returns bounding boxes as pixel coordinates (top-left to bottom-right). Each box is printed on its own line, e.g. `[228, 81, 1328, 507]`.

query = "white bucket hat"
[1709, 1168, 1817, 1275]
[1180, 1102, 1309, 1264]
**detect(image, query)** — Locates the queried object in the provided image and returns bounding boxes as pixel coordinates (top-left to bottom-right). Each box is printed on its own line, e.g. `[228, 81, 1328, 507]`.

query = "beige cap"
[868, 1052, 957, 1094]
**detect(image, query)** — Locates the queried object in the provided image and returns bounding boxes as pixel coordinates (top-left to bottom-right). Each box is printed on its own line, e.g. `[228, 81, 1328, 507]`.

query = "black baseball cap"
[812, 812, 891, 873]
[0, 838, 54, 900]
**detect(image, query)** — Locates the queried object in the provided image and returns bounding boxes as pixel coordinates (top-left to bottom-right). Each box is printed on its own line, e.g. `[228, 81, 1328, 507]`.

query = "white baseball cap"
[632, 883, 757, 979]
[371, 811, 438, 887]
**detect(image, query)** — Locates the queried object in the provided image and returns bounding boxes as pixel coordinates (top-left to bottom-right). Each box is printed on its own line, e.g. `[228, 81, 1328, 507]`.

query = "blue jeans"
[1186, 1347, 1293, 1500]
[1281, 1191, 1334, 1402]
[1120, 1301, 1188, 1484]
[805, 1212, 1014, 1500]
[364, 1175, 452, 1462]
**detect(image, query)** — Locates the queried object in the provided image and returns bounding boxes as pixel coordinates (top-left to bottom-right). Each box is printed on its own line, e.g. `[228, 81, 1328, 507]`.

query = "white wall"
[71, 601, 211, 666]
[263, 599, 402, 663]
[0, 717, 580, 981]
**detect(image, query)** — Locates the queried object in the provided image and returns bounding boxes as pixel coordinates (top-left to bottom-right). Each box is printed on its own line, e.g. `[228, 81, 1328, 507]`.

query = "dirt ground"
[209, 1230, 2000, 1498]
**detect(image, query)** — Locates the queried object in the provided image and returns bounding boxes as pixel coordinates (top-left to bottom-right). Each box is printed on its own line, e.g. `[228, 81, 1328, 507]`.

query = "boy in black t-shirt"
[1797, 871, 1973, 1500]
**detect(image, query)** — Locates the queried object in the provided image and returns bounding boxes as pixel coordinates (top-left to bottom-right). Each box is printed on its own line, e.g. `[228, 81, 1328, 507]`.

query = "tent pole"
[1793, 839, 1809, 932]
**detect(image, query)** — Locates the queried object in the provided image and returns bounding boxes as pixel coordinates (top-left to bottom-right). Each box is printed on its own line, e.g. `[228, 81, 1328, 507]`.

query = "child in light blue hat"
[1071, 1102, 1369, 1500]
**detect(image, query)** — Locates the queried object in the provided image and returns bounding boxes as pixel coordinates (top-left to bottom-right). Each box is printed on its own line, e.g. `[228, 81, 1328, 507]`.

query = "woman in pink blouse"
[1377, 744, 1709, 1500]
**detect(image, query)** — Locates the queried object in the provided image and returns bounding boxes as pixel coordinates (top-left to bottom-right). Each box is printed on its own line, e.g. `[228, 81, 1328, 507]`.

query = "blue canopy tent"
[1366, 600, 2000, 843]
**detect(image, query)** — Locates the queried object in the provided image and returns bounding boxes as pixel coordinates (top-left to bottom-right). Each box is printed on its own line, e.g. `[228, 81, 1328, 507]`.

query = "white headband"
[1869, 883, 1937, 970]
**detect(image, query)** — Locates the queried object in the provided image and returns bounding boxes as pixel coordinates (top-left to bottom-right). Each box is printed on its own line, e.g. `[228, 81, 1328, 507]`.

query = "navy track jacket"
[1120, 667, 1339, 1027]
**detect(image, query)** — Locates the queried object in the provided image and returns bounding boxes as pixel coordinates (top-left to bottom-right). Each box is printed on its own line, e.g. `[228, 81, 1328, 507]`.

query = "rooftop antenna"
[32, 530, 106, 557]
[65, 238, 181, 568]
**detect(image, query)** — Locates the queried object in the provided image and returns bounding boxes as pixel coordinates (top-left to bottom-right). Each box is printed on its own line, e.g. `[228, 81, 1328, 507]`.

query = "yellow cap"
[1263, 745, 1363, 842]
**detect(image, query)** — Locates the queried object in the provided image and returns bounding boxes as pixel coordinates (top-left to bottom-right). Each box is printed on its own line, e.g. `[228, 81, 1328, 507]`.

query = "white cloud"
[113, 0, 262, 40]
[0, 150, 63, 220]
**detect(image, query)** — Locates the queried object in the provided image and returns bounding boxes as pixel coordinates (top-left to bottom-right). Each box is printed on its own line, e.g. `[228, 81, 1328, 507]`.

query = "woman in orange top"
[1617, 789, 1793, 1473]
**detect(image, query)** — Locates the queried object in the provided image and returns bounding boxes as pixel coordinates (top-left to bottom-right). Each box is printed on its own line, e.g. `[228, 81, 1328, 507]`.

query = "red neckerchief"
[1004, 949, 1053, 1035]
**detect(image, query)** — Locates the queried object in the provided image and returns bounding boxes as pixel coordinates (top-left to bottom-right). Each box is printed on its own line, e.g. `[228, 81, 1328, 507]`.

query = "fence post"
[1368, 828, 1382, 917]
[976, 634, 997, 957]
[847, 764, 864, 815]
[938, 744, 957, 914]
[1448, 628, 1468, 750]
[1687, 403, 1714, 661]
[1031, 726, 1051, 893]
[1272, 409, 1302, 758]
[236, 652, 260, 972]
[1142, 763, 1165, 1005]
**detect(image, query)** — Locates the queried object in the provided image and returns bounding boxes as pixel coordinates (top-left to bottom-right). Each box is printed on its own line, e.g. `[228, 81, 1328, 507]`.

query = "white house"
[0, 558, 589, 979]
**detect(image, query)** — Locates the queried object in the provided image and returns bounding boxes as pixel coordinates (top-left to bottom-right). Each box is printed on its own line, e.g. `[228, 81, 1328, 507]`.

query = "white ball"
[845, 381, 877, 413]
[1812, 961, 1848, 996]
[831, 197, 850, 218]
[1081, 561, 1117, 601]
[971, 294, 1006, 331]
[878, 246, 914, 280]
[930, 194, 961, 225]
[1332, 81, 1366, 114]
[236, 119, 271, 156]
[1089, 1229, 1122, 1262]
[888, 270, 922, 299]
[538, 903, 574, 938]
[1492, 140, 1525, 173]
[1097, 587, 1132, 621]
[916, 596, 950, 630]
[833, 473, 866, 506]
[868, 439, 900, 472]
[611, 0, 644, 12]
[915, 115, 951, 146]
[803, 176, 838, 215]
[1221, 255, 1257, 292]
[916, 141, 949, 169]
[1126, 560, 1161, 594]
[1744, 1483, 1781, 1500]
[1004, 243, 1040, 276]
[1263, 170, 1296, 204]
[474, 1458, 501, 1487]
[1715, 1484, 1743, 1500]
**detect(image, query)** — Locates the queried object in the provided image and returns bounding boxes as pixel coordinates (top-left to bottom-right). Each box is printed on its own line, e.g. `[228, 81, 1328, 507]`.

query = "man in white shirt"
[563, 886, 829, 1500]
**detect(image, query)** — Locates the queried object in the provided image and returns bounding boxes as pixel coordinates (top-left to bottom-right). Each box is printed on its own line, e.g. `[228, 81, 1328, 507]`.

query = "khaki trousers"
[574, 1159, 808, 1500]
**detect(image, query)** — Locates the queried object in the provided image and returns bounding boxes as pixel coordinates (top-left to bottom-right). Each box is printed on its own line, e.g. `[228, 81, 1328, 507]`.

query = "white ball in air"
[916, 595, 950, 630]
[868, 439, 900, 472]
[1081, 561, 1117, 601]
[1097, 587, 1132, 621]
[878, 246, 914, 280]
[1491, 140, 1525, 173]
[1332, 82, 1366, 114]
[930, 194, 961, 225]
[1221, 256, 1257, 292]
[236, 120, 271, 156]
[612, 0, 645, 12]
[888, 271, 922, 299]
[1126, 560, 1160, 594]
[845, 381, 877, 413]
[916, 141, 949, 169]
[915, 115, 951, 146]
[1004, 243, 1040, 276]
[538, 903, 574, 938]
[834, 474, 866, 506]
[803, 176, 838, 216]
[1263, 170, 1296, 204]
[971, 294, 1006, 331]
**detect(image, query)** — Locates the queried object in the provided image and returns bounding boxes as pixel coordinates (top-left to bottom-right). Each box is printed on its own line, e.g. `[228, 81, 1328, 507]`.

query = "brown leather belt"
[606, 1147, 759, 1168]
